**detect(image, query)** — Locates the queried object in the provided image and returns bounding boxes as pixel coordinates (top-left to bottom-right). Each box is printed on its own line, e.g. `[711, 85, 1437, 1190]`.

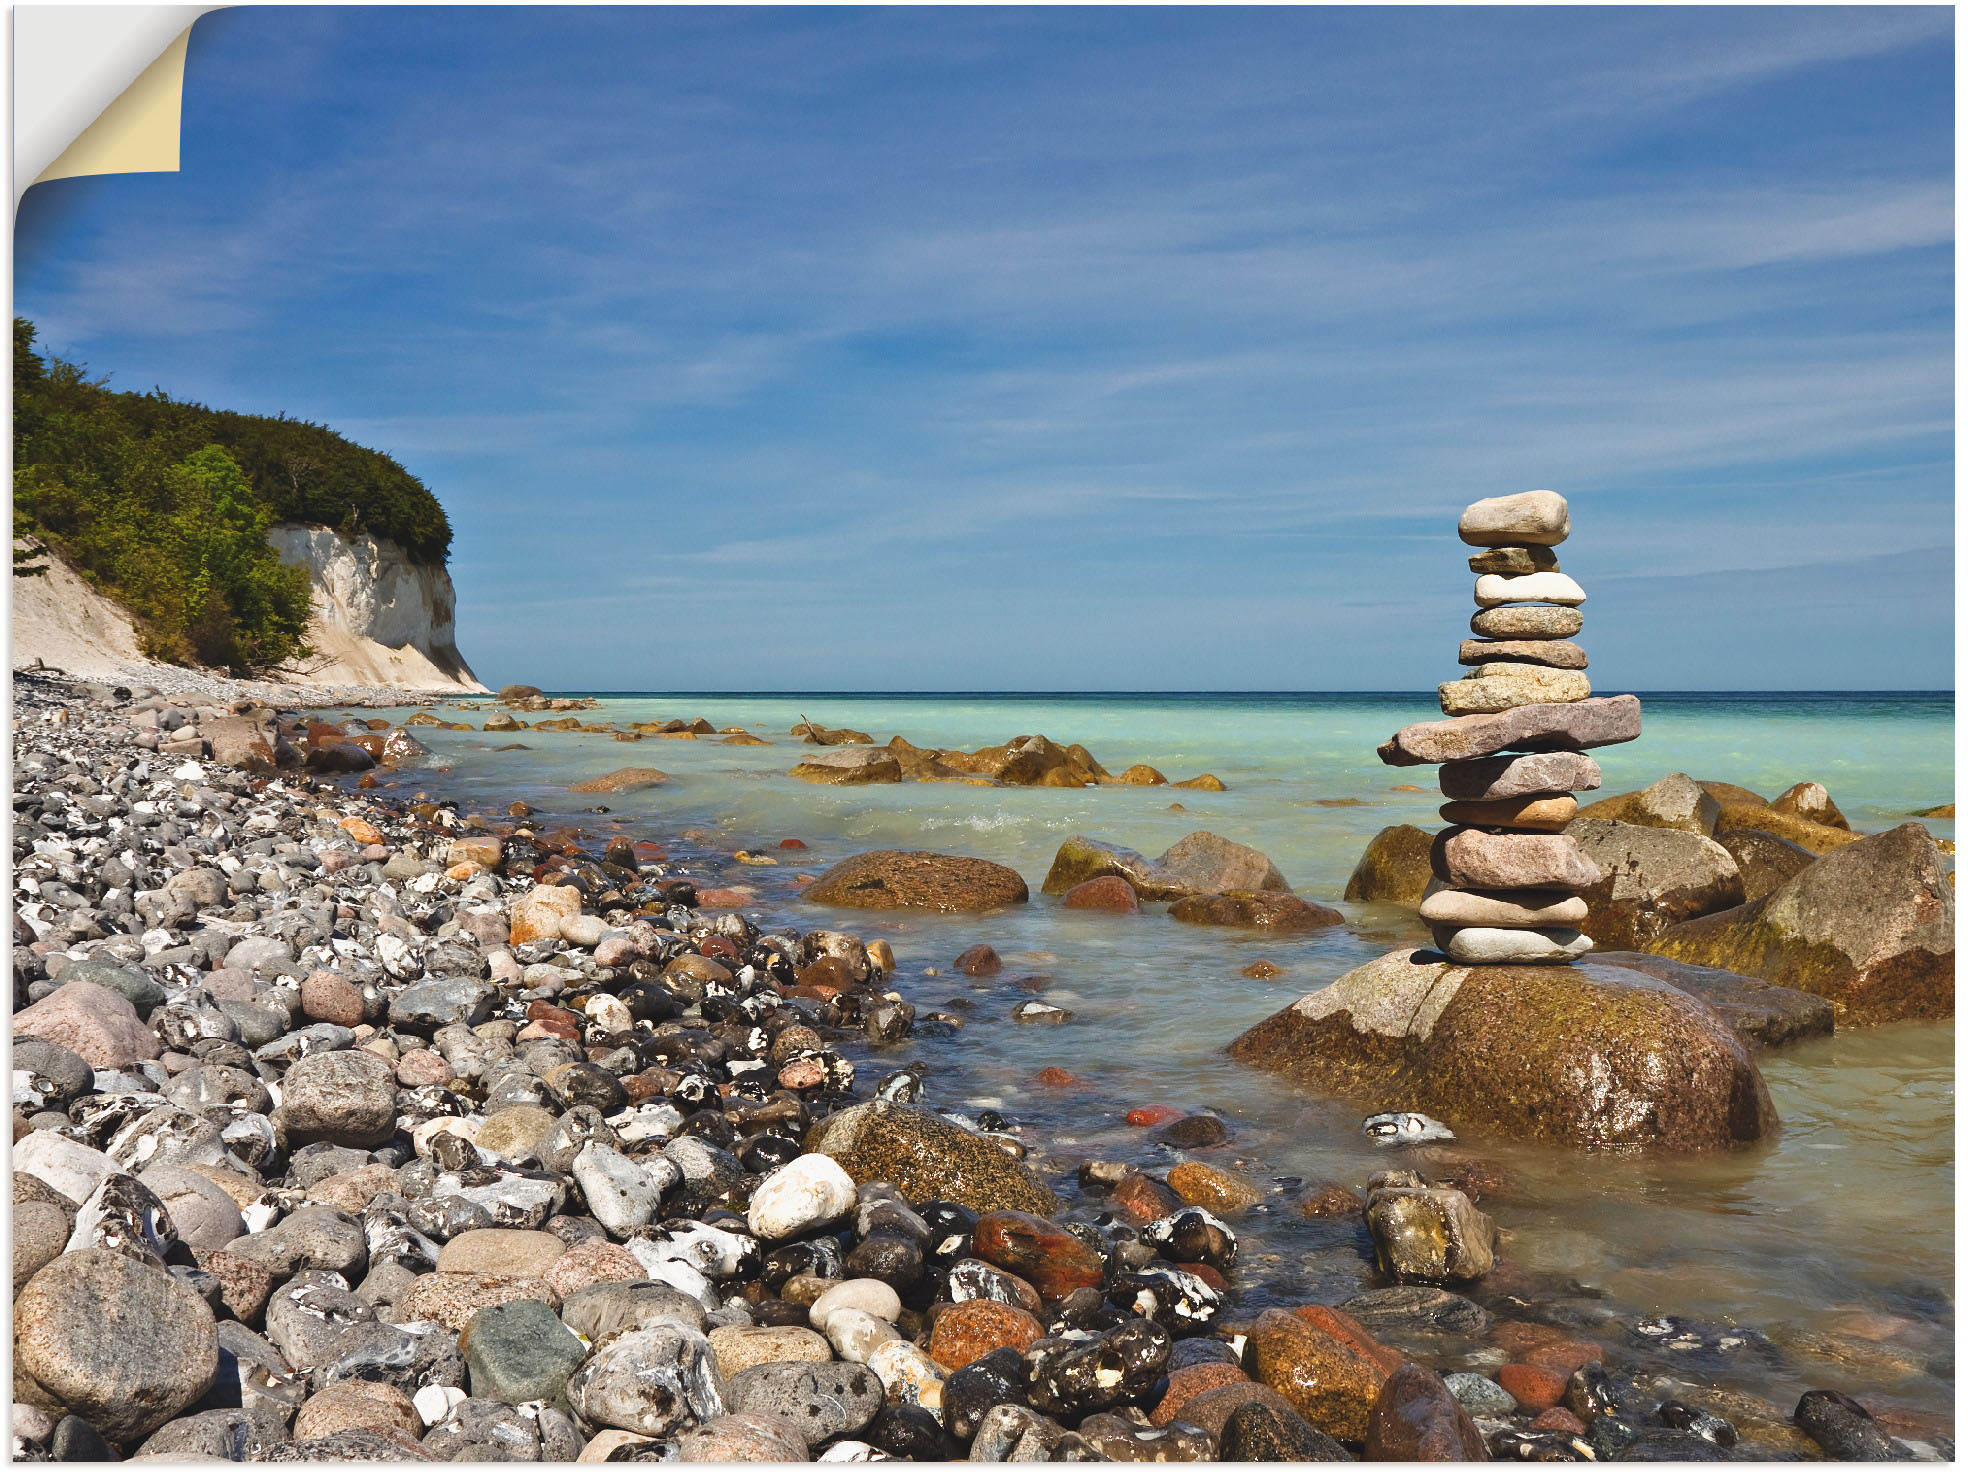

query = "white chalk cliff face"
[267, 524, 488, 693]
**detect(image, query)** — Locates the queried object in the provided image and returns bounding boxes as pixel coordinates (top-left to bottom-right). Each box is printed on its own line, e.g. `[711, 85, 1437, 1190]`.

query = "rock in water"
[1226, 948, 1775, 1150]
[1563, 819, 1745, 950]
[1458, 489, 1571, 546]
[15, 1249, 220, 1444]
[1364, 1174, 1496, 1282]
[1643, 822, 1953, 1022]
[1367, 1362, 1490, 1460]
[803, 851, 1030, 912]
[1588, 952, 1834, 1048]
[1343, 825, 1438, 906]
[1168, 891, 1344, 932]
[1380, 695, 1642, 766]
[805, 1100, 1059, 1214]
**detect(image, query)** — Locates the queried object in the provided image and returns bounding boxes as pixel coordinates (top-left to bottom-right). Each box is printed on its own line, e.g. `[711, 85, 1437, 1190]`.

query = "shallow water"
[342, 690, 1954, 1428]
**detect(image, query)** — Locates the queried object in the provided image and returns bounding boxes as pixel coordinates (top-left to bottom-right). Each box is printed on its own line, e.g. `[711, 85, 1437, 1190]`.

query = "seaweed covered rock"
[1227, 948, 1775, 1150]
[1644, 822, 1953, 1023]
[805, 1100, 1059, 1215]
[804, 851, 1029, 912]
[1344, 825, 1437, 906]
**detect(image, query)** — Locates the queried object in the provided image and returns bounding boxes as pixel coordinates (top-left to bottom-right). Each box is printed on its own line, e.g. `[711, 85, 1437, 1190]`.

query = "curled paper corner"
[14, 5, 226, 206]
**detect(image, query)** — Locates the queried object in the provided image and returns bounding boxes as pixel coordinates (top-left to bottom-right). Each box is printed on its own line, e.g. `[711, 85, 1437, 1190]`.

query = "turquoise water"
[345, 690, 1954, 1428]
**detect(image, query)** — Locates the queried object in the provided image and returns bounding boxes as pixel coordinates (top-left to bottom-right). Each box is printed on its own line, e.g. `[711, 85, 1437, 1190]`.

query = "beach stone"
[1497, 1362, 1566, 1410]
[1473, 570, 1586, 608]
[1059, 875, 1140, 912]
[1459, 489, 1570, 547]
[1220, 1399, 1353, 1460]
[1027, 1320, 1169, 1419]
[1419, 887, 1587, 929]
[1469, 603, 1584, 639]
[1771, 781, 1849, 830]
[1367, 1362, 1487, 1459]
[274, 1049, 397, 1148]
[15, 1249, 219, 1444]
[219, 1204, 368, 1280]
[572, 1141, 676, 1236]
[675, 1409, 808, 1460]
[1227, 947, 1775, 1149]
[927, 1300, 1044, 1369]
[809, 1277, 903, 1333]
[1343, 825, 1436, 906]
[544, 1239, 646, 1298]
[136, 1162, 246, 1252]
[749, 1153, 858, 1240]
[300, 972, 367, 1028]
[1430, 924, 1592, 965]
[12, 980, 159, 1067]
[1245, 1307, 1390, 1442]
[1645, 822, 1953, 1022]
[1078, 1412, 1217, 1461]
[1590, 946, 1839, 1048]
[1340, 1284, 1490, 1338]
[14, 1200, 71, 1290]
[1793, 1389, 1905, 1460]
[1432, 828, 1602, 890]
[806, 1100, 1058, 1215]
[1169, 890, 1344, 932]
[972, 1211, 1105, 1301]
[134, 1405, 292, 1461]
[1458, 636, 1586, 668]
[437, 1228, 568, 1277]
[1631, 772, 1723, 834]
[13, 1036, 93, 1110]
[1297, 1180, 1366, 1219]
[791, 747, 904, 784]
[1436, 793, 1578, 829]
[1715, 828, 1820, 902]
[1365, 1176, 1496, 1282]
[509, 884, 583, 944]
[1158, 831, 1291, 894]
[708, 1324, 831, 1378]
[393, 1272, 556, 1333]
[1439, 750, 1602, 802]
[954, 944, 1003, 976]
[293, 1378, 423, 1442]
[20, 1134, 126, 1208]
[560, 1280, 708, 1341]
[1564, 819, 1745, 949]
[804, 851, 1029, 912]
[1709, 797, 1860, 856]
[1440, 667, 1590, 715]
[1150, 1361, 1249, 1425]
[1166, 1160, 1264, 1213]
[460, 1298, 587, 1404]
[1383, 695, 1640, 767]
[1445, 1371, 1516, 1416]
[1468, 543, 1560, 575]
[726, 1360, 884, 1444]
[564, 1322, 725, 1437]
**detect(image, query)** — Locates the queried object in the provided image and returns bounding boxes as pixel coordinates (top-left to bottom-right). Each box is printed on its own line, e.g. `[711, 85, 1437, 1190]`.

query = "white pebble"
[747, 1153, 856, 1241]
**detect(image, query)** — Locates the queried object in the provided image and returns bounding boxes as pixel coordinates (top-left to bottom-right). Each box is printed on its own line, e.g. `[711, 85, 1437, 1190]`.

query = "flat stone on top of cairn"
[1379, 488, 1643, 966]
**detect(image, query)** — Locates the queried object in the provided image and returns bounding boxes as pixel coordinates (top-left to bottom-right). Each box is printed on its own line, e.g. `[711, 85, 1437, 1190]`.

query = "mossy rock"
[804, 851, 1028, 912]
[805, 1100, 1058, 1215]
[1228, 948, 1776, 1151]
[1643, 823, 1952, 1023]
[1343, 825, 1437, 906]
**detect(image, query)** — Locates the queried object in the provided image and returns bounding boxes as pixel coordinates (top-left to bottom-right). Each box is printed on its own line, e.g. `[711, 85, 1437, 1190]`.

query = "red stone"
[1126, 1105, 1183, 1128]
[1035, 1067, 1077, 1087]
[1292, 1305, 1406, 1376]
[696, 889, 752, 909]
[1149, 1362, 1249, 1426]
[778, 838, 808, 850]
[1185, 1262, 1229, 1291]
[1496, 1363, 1565, 1411]
[971, 1211, 1105, 1301]
[925, 1299, 1044, 1370]
[1060, 876, 1140, 913]
[699, 936, 739, 961]
[1532, 1407, 1587, 1435]
[954, 944, 1003, 977]
[1523, 1338, 1605, 1376]
[1110, 1172, 1181, 1226]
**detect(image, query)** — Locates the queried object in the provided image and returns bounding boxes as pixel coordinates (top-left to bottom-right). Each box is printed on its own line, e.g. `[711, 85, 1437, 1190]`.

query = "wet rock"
[1140, 1205, 1237, 1271]
[1498, 1362, 1566, 1410]
[1060, 875, 1142, 912]
[1157, 1113, 1231, 1148]
[804, 851, 1030, 912]
[1245, 1307, 1393, 1441]
[1344, 825, 1437, 906]
[1157, 831, 1292, 895]
[1169, 890, 1344, 932]
[1041, 838, 1189, 901]
[568, 767, 671, 794]
[1027, 1319, 1172, 1418]
[1218, 1399, 1354, 1460]
[1714, 827, 1820, 902]
[1793, 1388, 1907, 1460]
[1365, 1361, 1485, 1459]
[460, 1297, 588, 1405]
[1589, 952, 1833, 1048]
[14, 1249, 220, 1444]
[1563, 818, 1745, 949]
[943, 1345, 1030, 1440]
[927, 1299, 1045, 1369]
[1646, 822, 1954, 1023]
[1079, 1412, 1218, 1461]
[1445, 1370, 1516, 1417]
[565, 1323, 726, 1437]
[954, 944, 1003, 976]
[726, 1360, 884, 1445]
[805, 1100, 1058, 1215]
[1364, 1174, 1496, 1283]
[972, 1210, 1106, 1301]
[1228, 948, 1776, 1150]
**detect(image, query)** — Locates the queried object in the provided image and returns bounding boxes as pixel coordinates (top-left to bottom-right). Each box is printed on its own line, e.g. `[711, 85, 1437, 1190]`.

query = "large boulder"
[1169, 892, 1344, 933]
[1227, 948, 1775, 1150]
[1714, 828, 1819, 902]
[1042, 837, 1184, 900]
[1643, 823, 1953, 1023]
[805, 1100, 1059, 1215]
[1589, 953, 1834, 1048]
[804, 851, 1029, 912]
[1343, 826, 1436, 906]
[1157, 832, 1290, 894]
[790, 748, 903, 785]
[1563, 819, 1745, 950]
[1583, 777, 1856, 856]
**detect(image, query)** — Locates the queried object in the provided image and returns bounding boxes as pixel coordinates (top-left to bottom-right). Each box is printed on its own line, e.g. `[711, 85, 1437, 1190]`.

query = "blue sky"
[15, 6, 1954, 690]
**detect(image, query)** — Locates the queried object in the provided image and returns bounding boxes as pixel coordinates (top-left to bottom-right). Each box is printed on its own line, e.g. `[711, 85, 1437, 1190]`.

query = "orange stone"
[1126, 1106, 1183, 1128]
[1496, 1363, 1565, 1411]
[926, 1299, 1044, 1370]
[339, 816, 384, 845]
[1149, 1362, 1249, 1426]
[1035, 1067, 1077, 1087]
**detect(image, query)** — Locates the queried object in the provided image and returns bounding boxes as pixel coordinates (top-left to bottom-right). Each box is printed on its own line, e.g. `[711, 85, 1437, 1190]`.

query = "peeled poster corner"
[14, 5, 224, 207]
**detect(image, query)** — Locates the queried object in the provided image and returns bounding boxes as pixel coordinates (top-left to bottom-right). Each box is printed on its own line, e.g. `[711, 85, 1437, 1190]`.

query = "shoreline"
[9, 675, 1952, 1461]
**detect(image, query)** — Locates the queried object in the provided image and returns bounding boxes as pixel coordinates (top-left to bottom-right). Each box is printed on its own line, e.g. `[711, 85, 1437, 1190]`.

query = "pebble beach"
[8, 642, 1953, 1462]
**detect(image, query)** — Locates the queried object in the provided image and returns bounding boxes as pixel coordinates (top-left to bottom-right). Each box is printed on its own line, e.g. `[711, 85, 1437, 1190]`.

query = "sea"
[337, 689, 1955, 1429]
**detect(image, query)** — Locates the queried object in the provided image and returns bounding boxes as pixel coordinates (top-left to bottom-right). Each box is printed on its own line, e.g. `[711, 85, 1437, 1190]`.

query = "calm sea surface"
[341, 690, 1955, 1426]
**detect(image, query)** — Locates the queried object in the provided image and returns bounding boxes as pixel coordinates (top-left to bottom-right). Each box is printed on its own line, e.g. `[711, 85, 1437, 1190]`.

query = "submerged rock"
[805, 1100, 1059, 1215]
[1343, 825, 1437, 906]
[804, 851, 1030, 912]
[1227, 948, 1776, 1150]
[1169, 890, 1344, 932]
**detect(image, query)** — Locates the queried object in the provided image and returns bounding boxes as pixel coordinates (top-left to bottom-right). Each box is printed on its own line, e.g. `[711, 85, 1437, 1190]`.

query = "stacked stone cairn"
[1378, 489, 1643, 965]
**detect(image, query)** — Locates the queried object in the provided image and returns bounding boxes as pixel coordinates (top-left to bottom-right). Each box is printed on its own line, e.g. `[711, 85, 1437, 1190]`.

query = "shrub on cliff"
[14, 318, 451, 671]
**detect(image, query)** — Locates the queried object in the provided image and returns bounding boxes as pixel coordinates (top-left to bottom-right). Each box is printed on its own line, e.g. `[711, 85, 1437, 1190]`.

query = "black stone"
[1793, 1389, 1906, 1461]
[1219, 1401, 1353, 1461]
[944, 1346, 1030, 1442]
[1027, 1319, 1171, 1419]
